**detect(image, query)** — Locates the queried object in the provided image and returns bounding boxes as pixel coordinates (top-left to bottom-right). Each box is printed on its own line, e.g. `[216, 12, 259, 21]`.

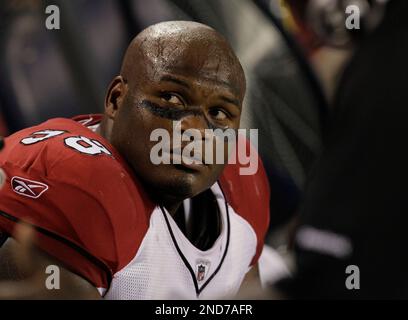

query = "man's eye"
[160, 93, 184, 106]
[209, 108, 229, 121]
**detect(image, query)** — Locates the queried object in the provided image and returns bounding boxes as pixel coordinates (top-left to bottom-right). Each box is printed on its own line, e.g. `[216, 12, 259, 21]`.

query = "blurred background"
[0, 0, 331, 251]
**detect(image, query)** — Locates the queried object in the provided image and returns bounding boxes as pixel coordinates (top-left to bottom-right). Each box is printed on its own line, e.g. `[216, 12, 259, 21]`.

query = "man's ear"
[104, 76, 128, 119]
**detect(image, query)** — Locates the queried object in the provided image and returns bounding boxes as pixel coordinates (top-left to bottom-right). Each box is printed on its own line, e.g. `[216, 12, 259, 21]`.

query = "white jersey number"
[21, 130, 66, 145]
[64, 136, 112, 156]
[21, 130, 112, 156]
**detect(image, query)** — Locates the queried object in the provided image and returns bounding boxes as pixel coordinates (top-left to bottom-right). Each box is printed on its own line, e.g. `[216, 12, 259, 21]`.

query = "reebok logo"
[11, 176, 49, 199]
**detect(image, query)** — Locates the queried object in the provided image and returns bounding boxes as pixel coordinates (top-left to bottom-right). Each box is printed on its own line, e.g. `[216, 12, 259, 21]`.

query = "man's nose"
[180, 113, 209, 139]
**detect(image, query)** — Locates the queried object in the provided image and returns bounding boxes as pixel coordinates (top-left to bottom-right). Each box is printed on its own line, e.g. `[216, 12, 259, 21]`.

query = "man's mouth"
[165, 149, 207, 172]
[172, 148, 203, 162]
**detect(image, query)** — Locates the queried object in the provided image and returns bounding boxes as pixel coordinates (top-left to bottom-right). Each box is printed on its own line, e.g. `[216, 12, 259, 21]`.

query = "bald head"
[120, 21, 246, 100]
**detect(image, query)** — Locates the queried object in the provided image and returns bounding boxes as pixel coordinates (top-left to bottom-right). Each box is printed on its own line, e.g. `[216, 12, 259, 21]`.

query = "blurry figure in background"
[0, 137, 4, 189]
[276, 0, 408, 298]
[0, 21, 271, 299]
[283, 0, 353, 100]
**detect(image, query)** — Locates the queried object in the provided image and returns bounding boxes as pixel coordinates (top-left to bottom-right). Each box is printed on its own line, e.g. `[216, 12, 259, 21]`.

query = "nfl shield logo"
[197, 264, 206, 282]
[196, 260, 211, 282]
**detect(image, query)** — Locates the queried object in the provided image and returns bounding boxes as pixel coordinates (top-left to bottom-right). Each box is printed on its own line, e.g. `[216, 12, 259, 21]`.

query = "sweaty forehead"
[123, 24, 246, 98]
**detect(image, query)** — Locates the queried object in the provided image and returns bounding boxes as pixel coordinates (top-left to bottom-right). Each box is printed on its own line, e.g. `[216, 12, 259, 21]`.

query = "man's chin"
[147, 170, 198, 201]
[138, 163, 218, 203]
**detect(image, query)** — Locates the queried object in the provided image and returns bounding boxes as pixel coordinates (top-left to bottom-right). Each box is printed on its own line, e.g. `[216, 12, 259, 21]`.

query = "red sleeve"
[0, 118, 152, 290]
[219, 138, 271, 267]
[0, 163, 113, 289]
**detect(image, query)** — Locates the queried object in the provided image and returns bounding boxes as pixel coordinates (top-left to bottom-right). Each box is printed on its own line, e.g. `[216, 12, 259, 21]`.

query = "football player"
[0, 21, 270, 299]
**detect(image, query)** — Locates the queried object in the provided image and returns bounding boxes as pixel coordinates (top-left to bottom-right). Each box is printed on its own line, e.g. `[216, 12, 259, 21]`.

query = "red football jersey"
[0, 115, 270, 298]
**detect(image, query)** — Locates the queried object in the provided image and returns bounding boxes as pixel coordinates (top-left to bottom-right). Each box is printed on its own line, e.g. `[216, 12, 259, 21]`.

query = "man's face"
[109, 30, 245, 202]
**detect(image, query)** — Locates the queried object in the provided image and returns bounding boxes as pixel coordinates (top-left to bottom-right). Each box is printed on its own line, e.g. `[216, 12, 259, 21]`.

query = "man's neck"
[96, 116, 113, 141]
[156, 194, 183, 217]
